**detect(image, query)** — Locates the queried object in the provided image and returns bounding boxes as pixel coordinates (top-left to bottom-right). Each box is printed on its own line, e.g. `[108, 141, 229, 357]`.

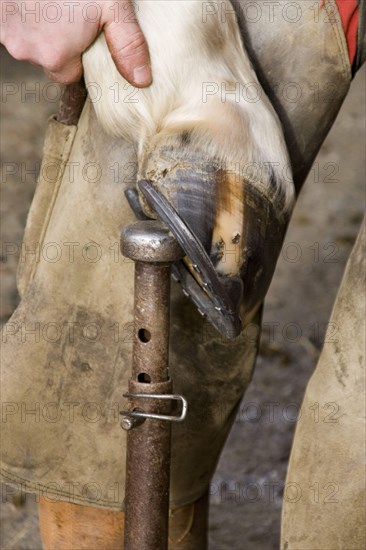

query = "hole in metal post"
[138, 328, 151, 343]
[138, 373, 151, 384]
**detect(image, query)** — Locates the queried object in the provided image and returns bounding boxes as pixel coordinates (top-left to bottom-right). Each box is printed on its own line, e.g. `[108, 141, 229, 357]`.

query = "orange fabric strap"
[335, 0, 359, 65]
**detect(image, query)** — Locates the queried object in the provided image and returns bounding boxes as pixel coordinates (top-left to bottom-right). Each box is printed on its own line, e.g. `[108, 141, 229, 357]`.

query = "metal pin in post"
[120, 220, 187, 550]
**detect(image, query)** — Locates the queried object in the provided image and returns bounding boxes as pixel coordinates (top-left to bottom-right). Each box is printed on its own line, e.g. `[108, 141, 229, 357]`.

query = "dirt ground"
[0, 45, 365, 549]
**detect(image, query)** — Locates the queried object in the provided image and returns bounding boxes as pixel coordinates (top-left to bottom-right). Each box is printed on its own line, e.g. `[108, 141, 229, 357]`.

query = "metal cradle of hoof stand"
[58, 83, 188, 550]
[120, 220, 188, 550]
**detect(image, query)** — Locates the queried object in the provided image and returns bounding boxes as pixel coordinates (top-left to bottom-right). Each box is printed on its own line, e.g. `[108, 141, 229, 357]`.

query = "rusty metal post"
[120, 220, 186, 550]
[57, 81, 87, 125]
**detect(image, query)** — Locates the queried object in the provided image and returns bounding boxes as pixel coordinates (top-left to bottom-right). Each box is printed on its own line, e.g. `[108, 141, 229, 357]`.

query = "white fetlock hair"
[82, 0, 294, 212]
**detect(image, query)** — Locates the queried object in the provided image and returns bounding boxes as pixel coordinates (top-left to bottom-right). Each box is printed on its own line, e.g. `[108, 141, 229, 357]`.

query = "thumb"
[103, 1, 152, 88]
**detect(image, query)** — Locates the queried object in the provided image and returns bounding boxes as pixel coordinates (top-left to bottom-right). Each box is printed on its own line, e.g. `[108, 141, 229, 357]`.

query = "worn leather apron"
[281, 218, 365, 550]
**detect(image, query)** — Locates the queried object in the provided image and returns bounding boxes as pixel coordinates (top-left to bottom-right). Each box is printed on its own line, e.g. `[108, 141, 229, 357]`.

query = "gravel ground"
[0, 46, 365, 550]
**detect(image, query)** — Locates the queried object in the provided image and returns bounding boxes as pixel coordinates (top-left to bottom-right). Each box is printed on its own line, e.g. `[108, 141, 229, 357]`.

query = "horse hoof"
[129, 143, 291, 338]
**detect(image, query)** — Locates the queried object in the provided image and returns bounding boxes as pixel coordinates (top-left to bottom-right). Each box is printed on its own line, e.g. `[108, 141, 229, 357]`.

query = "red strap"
[334, 0, 359, 65]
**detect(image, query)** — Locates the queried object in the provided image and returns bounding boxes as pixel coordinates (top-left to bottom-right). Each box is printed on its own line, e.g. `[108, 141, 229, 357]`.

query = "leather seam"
[20, 117, 78, 290]
[326, 0, 352, 81]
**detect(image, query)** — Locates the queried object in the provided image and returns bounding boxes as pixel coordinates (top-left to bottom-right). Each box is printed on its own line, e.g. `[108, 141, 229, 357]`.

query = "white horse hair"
[82, 0, 294, 212]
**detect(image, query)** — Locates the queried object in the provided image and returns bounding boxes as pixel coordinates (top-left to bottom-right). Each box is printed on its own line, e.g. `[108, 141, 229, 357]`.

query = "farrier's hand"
[0, 0, 152, 86]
